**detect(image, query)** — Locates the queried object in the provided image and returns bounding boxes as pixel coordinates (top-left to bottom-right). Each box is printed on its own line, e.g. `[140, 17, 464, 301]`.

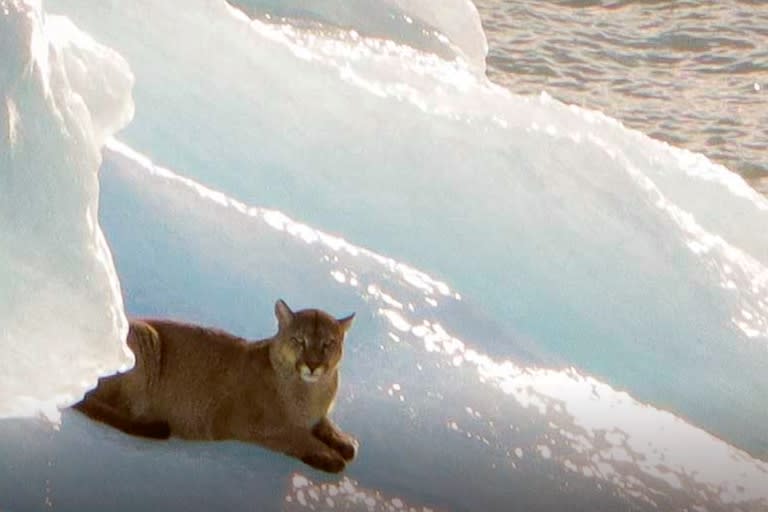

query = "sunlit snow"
[0, 0, 132, 422]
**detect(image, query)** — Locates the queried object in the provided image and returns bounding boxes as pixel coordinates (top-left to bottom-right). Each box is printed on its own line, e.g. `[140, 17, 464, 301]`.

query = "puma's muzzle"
[299, 363, 325, 383]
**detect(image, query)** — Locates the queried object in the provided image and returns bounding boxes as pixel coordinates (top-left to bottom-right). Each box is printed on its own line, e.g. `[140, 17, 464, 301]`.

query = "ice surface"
[228, 0, 487, 71]
[46, 0, 768, 457]
[0, 1, 133, 421]
[2, 142, 766, 510]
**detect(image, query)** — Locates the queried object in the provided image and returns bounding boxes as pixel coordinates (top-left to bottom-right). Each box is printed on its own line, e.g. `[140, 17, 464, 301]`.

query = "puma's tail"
[73, 398, 171, 439]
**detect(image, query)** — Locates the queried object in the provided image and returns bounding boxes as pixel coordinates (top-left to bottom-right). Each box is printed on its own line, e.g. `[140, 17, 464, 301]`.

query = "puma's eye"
[291, 337, 305, 348]
[323, 340, 335, 351]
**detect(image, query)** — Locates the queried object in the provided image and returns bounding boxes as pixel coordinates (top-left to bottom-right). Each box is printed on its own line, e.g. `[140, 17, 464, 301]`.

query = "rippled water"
[476, 0, 768, 193]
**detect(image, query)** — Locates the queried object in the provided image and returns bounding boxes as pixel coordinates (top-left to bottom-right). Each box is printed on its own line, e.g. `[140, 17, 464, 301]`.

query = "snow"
[0, 0, 133, 422]
[1, 0, 768, 510]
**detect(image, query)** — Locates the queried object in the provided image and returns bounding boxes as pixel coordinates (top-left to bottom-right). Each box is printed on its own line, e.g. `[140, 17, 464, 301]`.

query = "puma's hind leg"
[74, 372, 169, 440]
[312, 417, 358, 461]
[73, 319, 169, 439]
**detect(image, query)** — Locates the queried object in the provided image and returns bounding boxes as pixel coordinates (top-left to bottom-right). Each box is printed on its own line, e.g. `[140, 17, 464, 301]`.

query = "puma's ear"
[337, 313, 355, 333]
[275, 299, 294, 329]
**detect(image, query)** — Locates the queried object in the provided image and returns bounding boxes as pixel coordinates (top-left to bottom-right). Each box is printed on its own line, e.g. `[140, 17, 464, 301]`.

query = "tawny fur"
[74, 300, 358, 473]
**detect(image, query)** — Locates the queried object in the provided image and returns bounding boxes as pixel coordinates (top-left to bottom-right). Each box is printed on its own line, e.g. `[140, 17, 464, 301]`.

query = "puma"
[74, 300, 358, 473]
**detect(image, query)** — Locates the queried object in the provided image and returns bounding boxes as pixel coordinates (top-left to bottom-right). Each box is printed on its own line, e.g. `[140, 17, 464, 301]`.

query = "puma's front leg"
[312, 417, 358, 462]
[257, 428, 347, 474]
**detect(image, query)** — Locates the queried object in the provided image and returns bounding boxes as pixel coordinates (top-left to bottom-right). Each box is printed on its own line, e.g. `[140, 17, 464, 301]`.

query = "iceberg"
[1, 0, 768, 510]
[0, 0, 133, 421]
[45, 0, 768, 456]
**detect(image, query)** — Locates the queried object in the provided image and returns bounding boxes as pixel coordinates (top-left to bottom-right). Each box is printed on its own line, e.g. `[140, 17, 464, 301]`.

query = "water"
[475, 0, 768, 193]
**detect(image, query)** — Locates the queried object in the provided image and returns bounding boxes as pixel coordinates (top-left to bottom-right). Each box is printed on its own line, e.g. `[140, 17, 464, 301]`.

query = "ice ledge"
[0, 0, 134, 421]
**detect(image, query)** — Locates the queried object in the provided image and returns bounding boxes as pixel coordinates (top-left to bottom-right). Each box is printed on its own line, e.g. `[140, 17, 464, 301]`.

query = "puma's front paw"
[334, 434, 358, 461]
[301, 451, 346, 474]
[312, 419, 359, 462]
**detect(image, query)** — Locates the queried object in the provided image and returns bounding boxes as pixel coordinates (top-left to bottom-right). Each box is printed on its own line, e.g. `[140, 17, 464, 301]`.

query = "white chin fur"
[299, 365, 324, 383]
[301, 373, 321, 383]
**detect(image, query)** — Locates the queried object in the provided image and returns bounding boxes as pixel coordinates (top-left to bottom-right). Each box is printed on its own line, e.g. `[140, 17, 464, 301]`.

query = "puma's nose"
[305, 361, 321, 372]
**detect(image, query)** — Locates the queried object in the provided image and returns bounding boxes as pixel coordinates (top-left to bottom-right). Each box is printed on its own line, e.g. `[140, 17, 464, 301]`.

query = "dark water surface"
[475, 0, 768, 193]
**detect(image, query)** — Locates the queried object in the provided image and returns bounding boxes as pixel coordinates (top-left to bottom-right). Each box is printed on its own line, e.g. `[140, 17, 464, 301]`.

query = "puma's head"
[272, 299, 354, 384]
